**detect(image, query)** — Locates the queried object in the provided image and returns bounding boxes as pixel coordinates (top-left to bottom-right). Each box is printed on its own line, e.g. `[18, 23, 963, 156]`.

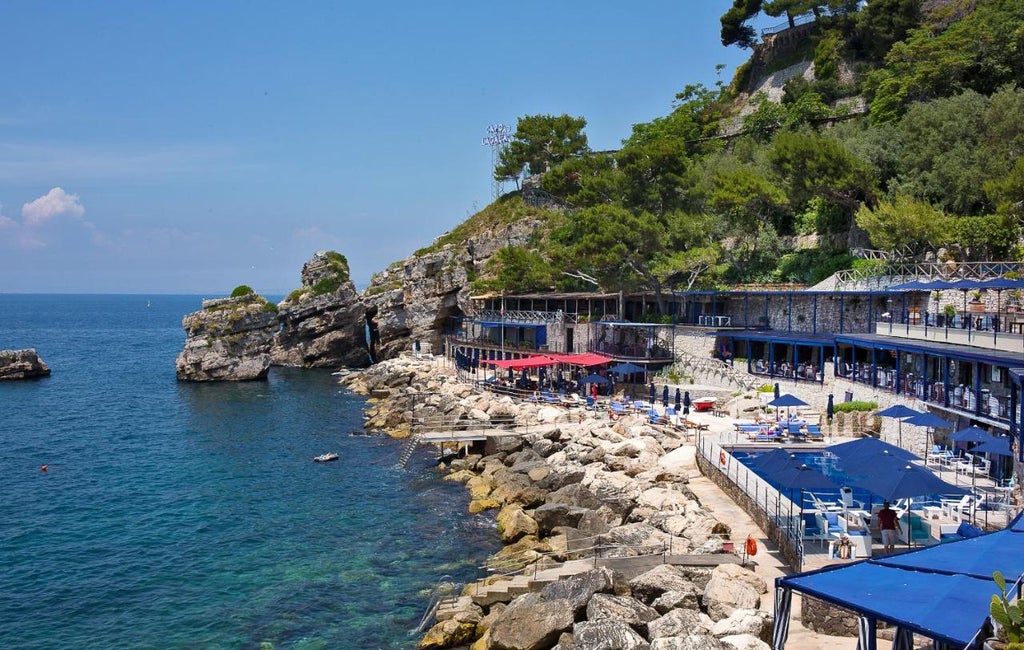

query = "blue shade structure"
[850, 462, 969, 503]
[876, 404, 922, 447]
[951, 426, 992, 444]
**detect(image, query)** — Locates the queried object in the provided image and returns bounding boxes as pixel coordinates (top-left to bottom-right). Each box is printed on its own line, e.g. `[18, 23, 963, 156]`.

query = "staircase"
[397, 433, 422, 468]
[673, 352, 760, 392]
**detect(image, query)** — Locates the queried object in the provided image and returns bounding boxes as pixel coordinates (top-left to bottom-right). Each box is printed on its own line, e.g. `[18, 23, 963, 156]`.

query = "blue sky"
[0, 1, 758, 294]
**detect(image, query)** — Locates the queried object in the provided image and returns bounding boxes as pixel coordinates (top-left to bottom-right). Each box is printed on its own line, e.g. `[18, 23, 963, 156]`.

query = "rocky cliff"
[175, 294, 278, 381]
[176, 252, 371, 381]
[0, 348, 51, 380]
[364, 209, 547, 360]
[272, 252, 370, 368]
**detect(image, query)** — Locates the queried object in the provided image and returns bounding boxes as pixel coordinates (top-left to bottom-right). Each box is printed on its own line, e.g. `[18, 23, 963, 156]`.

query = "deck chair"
[807, 492, 843, 513]
[802, 512, 830, 548]
[898, 513, 931, 545]
[839, 486, 865, 511]
[942, 495, 974, 521]
[804, 424, 824, 441]
[818, 511, 844, 537]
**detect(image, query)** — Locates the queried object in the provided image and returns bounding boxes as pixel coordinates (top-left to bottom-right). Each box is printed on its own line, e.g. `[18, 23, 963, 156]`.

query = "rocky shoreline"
[341, 355, 774, 650]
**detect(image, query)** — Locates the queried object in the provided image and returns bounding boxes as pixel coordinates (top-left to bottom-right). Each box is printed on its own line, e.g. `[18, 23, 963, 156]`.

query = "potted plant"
[943, 304, 958, 326]
[970, 290, 986, 313]
[989, 570, 1024, 649]
[1007, 290, 1023, 314]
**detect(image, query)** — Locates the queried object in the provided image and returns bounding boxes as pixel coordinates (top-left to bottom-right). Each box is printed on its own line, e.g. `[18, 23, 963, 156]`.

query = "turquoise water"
[0, 295, 499, 649]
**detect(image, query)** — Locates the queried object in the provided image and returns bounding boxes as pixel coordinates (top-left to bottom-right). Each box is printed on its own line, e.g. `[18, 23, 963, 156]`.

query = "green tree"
[768, 130, 873, 213]
[473, 246, 554, 294]
[866, 0, 1024, 123]
[720, 0, 763, 48]
[495, 114, 588, 182]
[854, 195, 949, 252]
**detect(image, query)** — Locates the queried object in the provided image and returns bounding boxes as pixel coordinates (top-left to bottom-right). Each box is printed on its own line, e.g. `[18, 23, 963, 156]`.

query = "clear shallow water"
[0, 295, 499, 649]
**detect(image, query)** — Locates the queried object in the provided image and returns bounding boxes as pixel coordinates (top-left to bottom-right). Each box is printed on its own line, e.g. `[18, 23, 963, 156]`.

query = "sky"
[0, 1, 763, 295]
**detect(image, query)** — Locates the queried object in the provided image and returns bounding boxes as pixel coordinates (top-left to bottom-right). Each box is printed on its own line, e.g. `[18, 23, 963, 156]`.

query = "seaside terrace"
[445, 285, 1024, 450]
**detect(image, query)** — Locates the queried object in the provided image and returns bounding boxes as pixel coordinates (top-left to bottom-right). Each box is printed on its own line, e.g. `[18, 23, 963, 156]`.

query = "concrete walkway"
[687, 474, 883, 649]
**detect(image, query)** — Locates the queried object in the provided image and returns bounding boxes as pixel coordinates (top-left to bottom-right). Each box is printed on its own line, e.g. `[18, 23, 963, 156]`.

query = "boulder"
[709, 609, 772, 642]
[585, 593, 660, 633]
[629, 565, 699, 604]
[650, 590, 700, 614]
[175, 294, 277, 381]
[540, 567, 627, 617]
[533, 503, 590, 535]
[0, 349, 51, 380]
[718, 634, 770, 650]
[702, 566, 763, 621]
[487, 598, 574, 650]
[647, 609, 715, 640]
[496, 504, 539, 543]
[271, 252, 370, 368]
[418, 618, 477, 649]
[649, 636, 731, 649]
[571, 619, 651, 650]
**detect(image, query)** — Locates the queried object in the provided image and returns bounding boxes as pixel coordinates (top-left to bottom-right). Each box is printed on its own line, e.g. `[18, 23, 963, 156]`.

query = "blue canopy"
[849, 462, 969, 502]
[778, 563, 998, 646]
[981, 277, 1024, 290]
[973, 435, 1013, 457]
[608, 362, 646, 376]
[580, 374, 611, 384]
[776, 512, 1024, 649]
[829, 437, 921, 465]
[768, 394, 808, 408]
[904, 411, 955, 429]
[876, 405, 921, 419]
[889, 280, 933, 291]
[951, 426, 993, 443]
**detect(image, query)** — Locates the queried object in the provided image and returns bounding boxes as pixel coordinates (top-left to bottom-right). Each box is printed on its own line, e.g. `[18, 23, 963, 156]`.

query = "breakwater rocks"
[0, 348, 51, 380]
[340, 356, 774, 650]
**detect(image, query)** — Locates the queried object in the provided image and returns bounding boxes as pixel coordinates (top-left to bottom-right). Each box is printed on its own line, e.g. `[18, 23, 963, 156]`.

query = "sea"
[0, 294, 500, 650]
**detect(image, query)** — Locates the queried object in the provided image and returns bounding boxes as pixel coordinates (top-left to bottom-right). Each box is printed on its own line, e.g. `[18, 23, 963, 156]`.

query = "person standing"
[877, 501, 902, 554]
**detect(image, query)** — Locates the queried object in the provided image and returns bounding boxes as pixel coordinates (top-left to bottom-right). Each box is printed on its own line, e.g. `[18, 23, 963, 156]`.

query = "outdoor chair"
[898, 513, 931, 546]
[805, 424, 824, 441]
[585, 396, 595, 410]
[817, 511, 844, 538]
[801, 512, 830, 548]
[942, 495, 974, 522]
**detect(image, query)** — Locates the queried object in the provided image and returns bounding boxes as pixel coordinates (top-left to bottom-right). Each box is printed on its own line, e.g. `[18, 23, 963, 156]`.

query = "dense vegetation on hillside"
[469, 0, 1023, 305]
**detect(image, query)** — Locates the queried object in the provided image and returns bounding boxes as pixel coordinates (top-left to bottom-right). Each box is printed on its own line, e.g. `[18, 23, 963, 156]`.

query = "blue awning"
[874, 529, 1024, 581]
[477, 321, 546, 329]
[780, 562, 995, 646]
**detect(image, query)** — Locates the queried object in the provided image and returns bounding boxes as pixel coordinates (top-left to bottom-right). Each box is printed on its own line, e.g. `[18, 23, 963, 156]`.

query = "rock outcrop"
[363, 204, 546, 361]
[271, 251, 370, 368]
[0, 348, 51, 380]
[176, 252, 371, 381]
[175, 294, 277, 381]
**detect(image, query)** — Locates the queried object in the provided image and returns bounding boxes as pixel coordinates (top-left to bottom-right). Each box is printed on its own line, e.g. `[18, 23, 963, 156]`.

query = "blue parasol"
[649, 382, 656, 404]
[951, 426, 992, 444]
[973, 435, 1012, 457]
[850, 462, 970, 503]
[674, 388, 682, 411]
[581, 374, 610, 384]
[876, 404, 921, 447]
[662, 385, 669, 408]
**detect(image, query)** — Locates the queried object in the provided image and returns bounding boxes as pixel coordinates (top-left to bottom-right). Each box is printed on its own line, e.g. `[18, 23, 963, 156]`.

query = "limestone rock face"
[272, 252, 369, 368]
[175, 295, 277, 381]
[363, 214, 543, 361]
[0, 349, 51, 380]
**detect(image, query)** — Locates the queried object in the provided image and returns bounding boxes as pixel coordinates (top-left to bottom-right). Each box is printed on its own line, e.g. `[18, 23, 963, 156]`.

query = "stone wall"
[801, 595, 859, 637]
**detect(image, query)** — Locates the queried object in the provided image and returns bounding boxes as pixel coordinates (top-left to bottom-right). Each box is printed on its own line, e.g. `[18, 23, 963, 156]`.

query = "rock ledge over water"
[0, 348, 51, 380]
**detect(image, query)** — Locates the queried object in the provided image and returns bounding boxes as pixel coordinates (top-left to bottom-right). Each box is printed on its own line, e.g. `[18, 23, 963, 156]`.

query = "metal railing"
[416, 577, 461, 632]
[834, 260, 1024, 291]
[696, 435, 808, 570]
[473, 309, 577, 324]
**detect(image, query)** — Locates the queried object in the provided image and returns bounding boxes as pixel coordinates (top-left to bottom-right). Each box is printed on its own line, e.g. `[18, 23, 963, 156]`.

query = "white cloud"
[22, 187, 86, 225]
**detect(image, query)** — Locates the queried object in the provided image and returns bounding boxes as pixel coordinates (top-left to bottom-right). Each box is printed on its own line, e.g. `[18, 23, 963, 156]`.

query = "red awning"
[544, 352, 614, 367]
[486, 355, 557, 370]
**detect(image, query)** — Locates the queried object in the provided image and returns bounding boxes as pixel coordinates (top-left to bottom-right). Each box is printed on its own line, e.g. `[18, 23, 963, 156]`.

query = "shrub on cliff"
[231, 285, 255, 298]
